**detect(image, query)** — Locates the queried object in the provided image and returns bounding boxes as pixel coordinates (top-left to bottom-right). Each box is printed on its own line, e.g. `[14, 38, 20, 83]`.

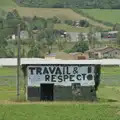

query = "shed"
[22, 60, 101, 101]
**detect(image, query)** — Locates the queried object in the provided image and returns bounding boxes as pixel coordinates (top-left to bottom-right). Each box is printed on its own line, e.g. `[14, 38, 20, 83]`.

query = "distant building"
[66, 32, 101, 42]
[45, 52, 89, 60]
[101, 31, 118, 39]
[20, 30, 29, 40]
[21, 60, 101, 101]
[45, 53, 56, 60]
[86, 46, 120, 59]
[69, 52, 89, 60]
[12, 34, 16, 40]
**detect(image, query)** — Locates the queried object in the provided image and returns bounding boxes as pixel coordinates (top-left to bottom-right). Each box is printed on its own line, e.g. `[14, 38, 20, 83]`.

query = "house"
[86, 46, 120, 59]
[21, 60, 101, 101]
[45, 53, 56, 60]
[101, 31, 118, 39]
[69, 52, 89, 60]
[66, 32, 101, 42]
[67, 32, 88, 42]
[45, 52, 72, 60]
[20, 30, 29, 40]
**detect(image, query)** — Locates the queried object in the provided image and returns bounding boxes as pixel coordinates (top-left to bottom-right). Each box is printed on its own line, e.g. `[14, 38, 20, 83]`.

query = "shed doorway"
[40, 84, 54, 101]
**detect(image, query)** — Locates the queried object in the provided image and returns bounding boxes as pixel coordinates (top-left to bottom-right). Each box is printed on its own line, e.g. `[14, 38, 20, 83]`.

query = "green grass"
[0, 104, 120, 120]
[0, 66, 120, 119]
[0, 0, 16, 7]
[0, 1, 110, 30]
[0, 67, 16, 76]
[81, 9, 120, 24]
[54, 24, 89, 32]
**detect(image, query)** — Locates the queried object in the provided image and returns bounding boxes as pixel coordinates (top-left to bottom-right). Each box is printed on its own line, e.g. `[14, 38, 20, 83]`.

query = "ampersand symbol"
[73, 67, 78, 74]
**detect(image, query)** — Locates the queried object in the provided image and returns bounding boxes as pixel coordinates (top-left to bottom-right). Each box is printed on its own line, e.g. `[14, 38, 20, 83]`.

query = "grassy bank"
[81, 9, 120, 24]
[0, 103, 120, 120]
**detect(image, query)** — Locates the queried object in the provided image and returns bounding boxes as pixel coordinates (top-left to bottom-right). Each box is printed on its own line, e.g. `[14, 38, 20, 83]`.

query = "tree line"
[16, 0, 120, 9]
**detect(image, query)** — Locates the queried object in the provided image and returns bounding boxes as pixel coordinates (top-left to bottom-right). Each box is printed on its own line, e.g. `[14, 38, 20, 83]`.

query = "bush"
[66, 41, 89, 53]
[65, 20, 73, 26]
[79, 20, 89, 27]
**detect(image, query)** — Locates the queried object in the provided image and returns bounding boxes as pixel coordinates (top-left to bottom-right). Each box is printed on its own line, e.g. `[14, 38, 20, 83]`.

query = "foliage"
[56, 37, 68, 51]
[65, 20, 90, 27]
[79, 20, 89, 27]
[15, 0, 120, 9]
[87, 27, 98, 49]
[52, 16, 61, 24]
[117, 31, 120, 45]
[113, 24, 120, 31]
[54, 24, 90, 32]
[67, 41, 89, 53]
[65, 20, 73, 26]
[27, 41, 42, 57]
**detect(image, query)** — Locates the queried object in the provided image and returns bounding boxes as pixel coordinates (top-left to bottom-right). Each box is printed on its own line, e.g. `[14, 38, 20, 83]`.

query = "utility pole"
[17, 24, 21, 100]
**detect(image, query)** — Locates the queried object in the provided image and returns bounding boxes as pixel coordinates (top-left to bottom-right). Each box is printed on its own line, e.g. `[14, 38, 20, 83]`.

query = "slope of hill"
[0, 0, 111, 31]
[0, 0, 17, 7]
[81, 9, 120, 24]
[15, 0, 120, 9]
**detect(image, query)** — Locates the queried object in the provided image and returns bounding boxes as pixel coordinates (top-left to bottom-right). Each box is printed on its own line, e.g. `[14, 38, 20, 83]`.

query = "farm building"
[21, 60, 101, 101]
[45, 52, 89, 60]
[86, 46, 120, 59]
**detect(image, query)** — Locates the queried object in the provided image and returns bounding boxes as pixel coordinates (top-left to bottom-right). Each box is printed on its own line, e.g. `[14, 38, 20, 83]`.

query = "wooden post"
[17, 24, 21, 100]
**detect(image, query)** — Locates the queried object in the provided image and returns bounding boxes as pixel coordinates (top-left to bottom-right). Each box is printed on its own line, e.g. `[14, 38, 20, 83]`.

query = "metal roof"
[0, 58, 120, 66]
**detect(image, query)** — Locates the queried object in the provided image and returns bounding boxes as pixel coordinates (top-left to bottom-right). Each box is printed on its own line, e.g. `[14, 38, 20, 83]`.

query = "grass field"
[81, 9, 120, 24]
[0, 1, 120, 118]
[54, 24, 89, 32]
[0, 0, 17, 7]
[2, 67, 120, 120]
[0, 66, 120, 102]
[0, 103, 120, 120]
[0, 0, 111, 31]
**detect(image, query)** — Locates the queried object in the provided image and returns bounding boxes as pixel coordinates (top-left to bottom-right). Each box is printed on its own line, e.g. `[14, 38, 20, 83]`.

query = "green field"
[0, 66, 120, 119]
[54, 24, 89, 32]
[0, 103, 120, 120]
[0, 0, 111, 31]
[0, 66, 120, 102]
[81, 9, 120, 24]
[0, 0, 17, 7]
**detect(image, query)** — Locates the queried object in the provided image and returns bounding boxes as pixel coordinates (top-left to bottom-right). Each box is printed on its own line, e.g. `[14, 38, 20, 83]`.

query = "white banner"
[28, 65, 95, 87]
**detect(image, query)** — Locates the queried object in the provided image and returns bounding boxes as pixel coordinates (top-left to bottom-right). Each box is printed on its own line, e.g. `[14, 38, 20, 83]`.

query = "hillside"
[0, 0, 17, 7]
[0, 0, 111, 31]
[15, 0, 120, 9]
[81, 9, 120, 24]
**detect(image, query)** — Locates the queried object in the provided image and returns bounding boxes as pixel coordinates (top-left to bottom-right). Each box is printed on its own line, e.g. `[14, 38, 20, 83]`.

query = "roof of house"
[69, 52, 83, 56]
[0, 58, 120, 66]
[86, 47, 114, 53]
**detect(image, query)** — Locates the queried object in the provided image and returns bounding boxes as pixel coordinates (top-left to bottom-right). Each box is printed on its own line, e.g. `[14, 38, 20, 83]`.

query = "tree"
[31, 17, 47, 30]
[78, 33, 85, 42]
[113, 23, 120, 31]
[45, 29, 56, 54]
[0, 32, 8, 57]
[79, 20, 89, 27]
[88, 27, 98, 49]
[117, 31, 120, 46]
[56, 37, 68, 51]
[27, 41, 41, 57]
[64, 20, 73, 26]
[68, 41, 89, 53]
